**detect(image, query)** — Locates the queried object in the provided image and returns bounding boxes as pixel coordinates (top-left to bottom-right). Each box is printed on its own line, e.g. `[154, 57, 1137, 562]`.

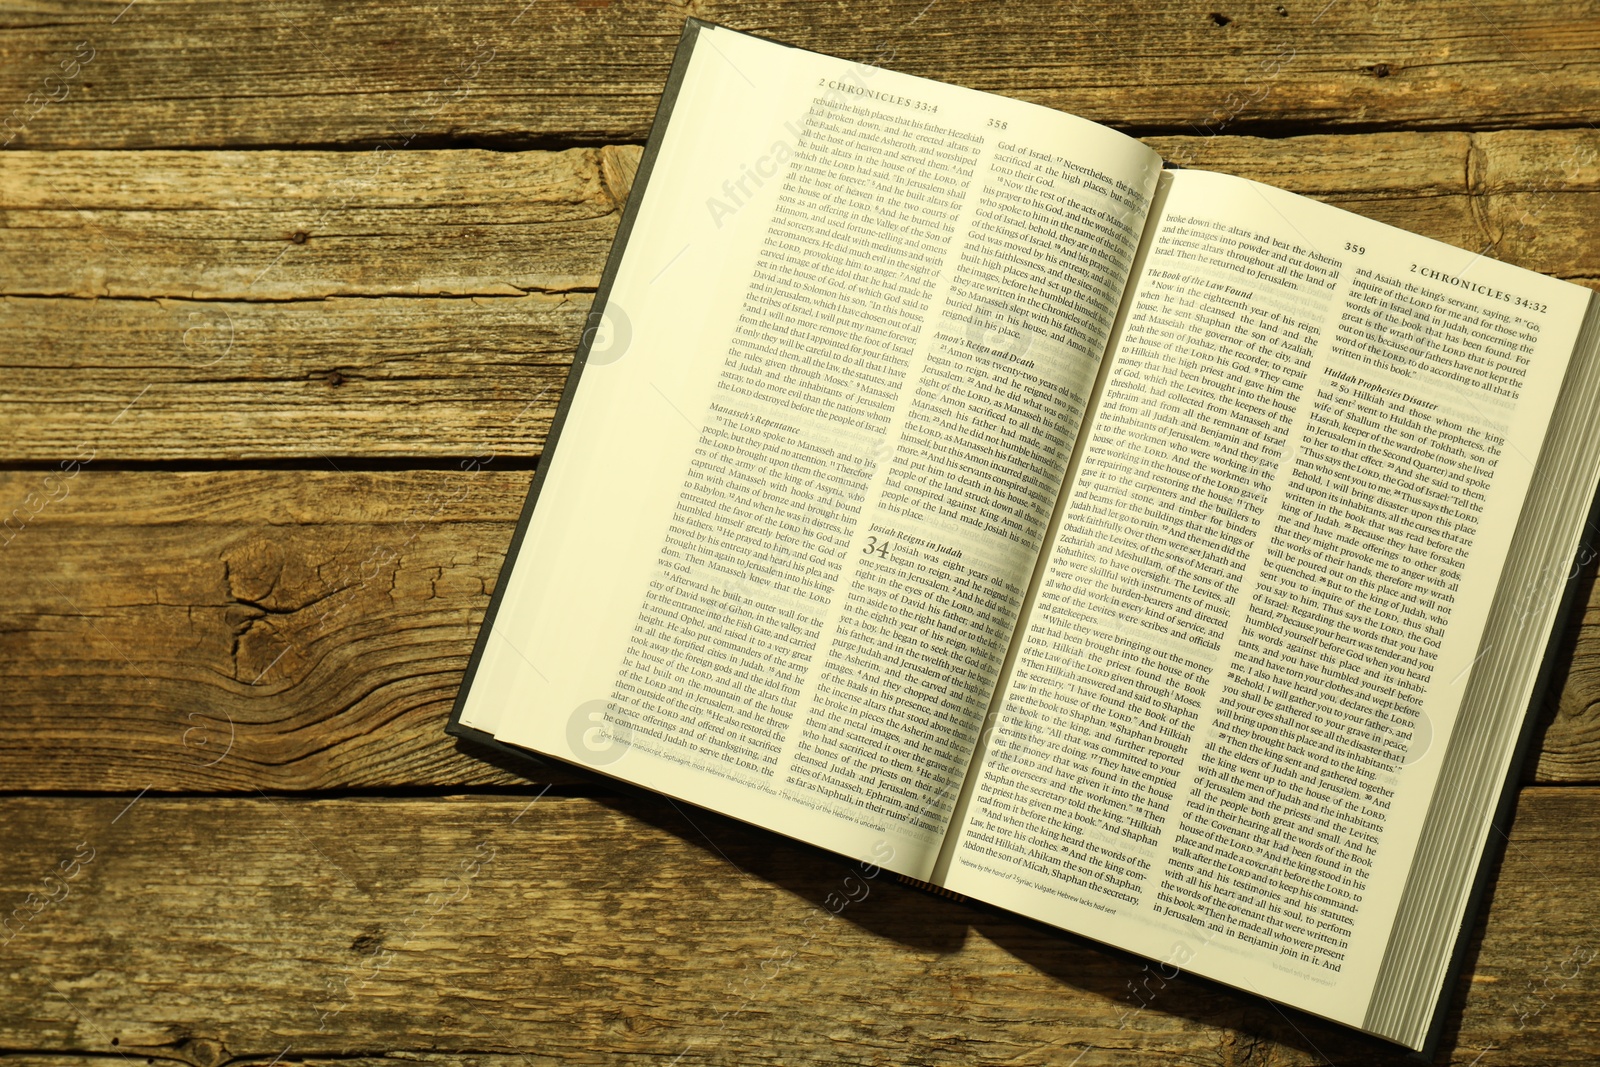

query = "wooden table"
[2, 3, 1597, 1064]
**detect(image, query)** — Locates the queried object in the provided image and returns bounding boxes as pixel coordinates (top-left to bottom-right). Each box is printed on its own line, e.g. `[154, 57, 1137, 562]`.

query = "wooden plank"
[2, 132, 1598, 461]
[0, 293, 581, 461]
[0, 147, 640, 300]
[1, 470, 1596, 791]
[0, 469, 558, 790]
[7, 135, 1597, 304]
[1531, 569, 1600, 787]
[1, 1, 1599, 149]
[0, 789, 1596, 1065]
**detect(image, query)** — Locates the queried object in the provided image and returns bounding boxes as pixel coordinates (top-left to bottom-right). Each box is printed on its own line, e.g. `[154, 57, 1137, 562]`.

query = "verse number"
[986, 118, 1008, 130]
[863, 536, 891, 559]
[1344, 241, 1366, 255]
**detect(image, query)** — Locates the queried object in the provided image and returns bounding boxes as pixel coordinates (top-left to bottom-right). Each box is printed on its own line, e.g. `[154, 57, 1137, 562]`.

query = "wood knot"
[118, 1034, 232, 1067]
[223, 538, 285, 606]
[321, 369, 345, 387]
[290, 230, 309, 244]
[181, 1038, 231, 1067]
[351, 930, 383, 954]
[1366, 62, 1392, 78]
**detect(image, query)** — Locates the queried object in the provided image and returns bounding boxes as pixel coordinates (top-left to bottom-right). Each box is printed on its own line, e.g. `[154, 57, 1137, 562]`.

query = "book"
[447, 18, 1600, 1053]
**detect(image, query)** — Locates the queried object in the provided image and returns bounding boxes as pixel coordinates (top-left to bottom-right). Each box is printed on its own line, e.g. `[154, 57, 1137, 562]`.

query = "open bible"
[448, 20, 1600, 1052]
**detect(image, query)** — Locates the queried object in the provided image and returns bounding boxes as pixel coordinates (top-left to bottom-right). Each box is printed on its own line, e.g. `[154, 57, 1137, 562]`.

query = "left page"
[455, 23, 1163, 880]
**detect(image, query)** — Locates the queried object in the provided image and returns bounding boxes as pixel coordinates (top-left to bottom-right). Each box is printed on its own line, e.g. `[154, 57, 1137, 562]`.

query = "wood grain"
[0, 292, 581, 461]
[0, 146, 632, 460]
[1, 1, 1598, 149]
[6, 134, 1598, 302]
[0, 790, 1595, 1066]
[0, 146, 639, 299]
[1, 470, 1596, 792]
[0, 469, 551, 791]
[3, 2, 1598, 1064]
[3, 131, 1598, 461]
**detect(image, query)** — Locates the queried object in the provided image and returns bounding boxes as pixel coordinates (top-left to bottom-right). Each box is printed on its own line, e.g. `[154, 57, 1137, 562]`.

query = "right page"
[936, 167, 1595, 1033]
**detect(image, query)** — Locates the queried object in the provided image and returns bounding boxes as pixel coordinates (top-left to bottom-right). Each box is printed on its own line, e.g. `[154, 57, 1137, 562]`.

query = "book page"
[460, 25, 1162, 880]
[939, 167, 1593, 1029]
